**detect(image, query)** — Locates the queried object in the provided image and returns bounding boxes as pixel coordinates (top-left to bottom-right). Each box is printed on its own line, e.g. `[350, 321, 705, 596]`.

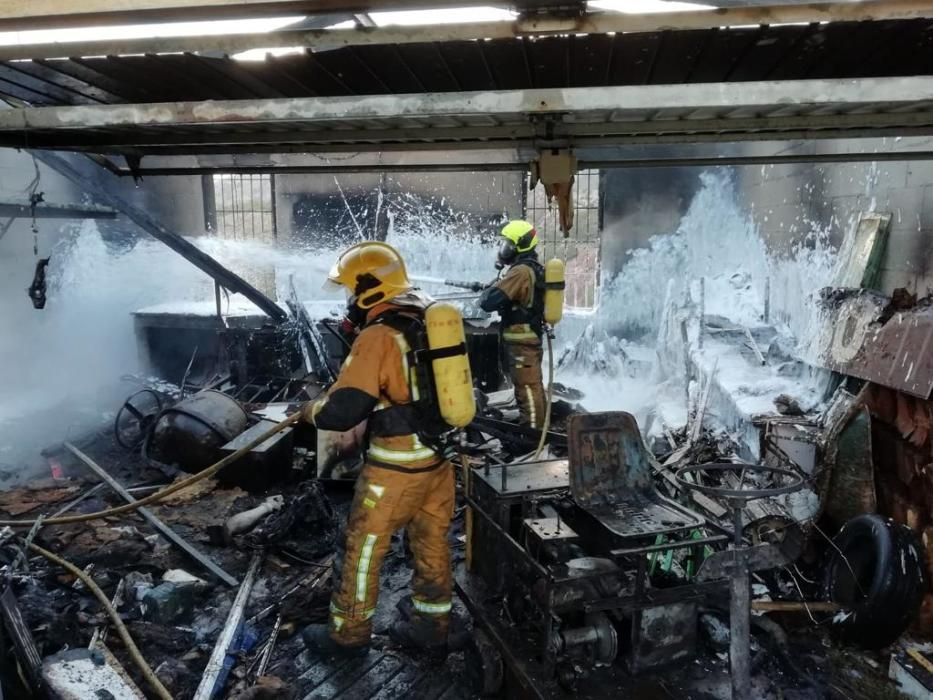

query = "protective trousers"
[506, 341, 545, 429]
[328, 462, 455, 648]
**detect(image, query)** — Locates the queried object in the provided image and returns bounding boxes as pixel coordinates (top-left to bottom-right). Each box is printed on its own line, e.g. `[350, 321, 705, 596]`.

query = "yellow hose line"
[0, 413, 301, 528]
[533, 333, 555, 461]
[28, 542, 173, 700]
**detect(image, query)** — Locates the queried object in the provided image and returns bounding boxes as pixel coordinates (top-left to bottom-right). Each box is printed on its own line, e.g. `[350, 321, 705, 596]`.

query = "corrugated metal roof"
[0, 19, 930, 108]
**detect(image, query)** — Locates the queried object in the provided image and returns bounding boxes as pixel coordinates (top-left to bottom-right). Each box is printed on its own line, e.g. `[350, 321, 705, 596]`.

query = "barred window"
[207, 173, 276, 242]
[524, 168, 601, 309]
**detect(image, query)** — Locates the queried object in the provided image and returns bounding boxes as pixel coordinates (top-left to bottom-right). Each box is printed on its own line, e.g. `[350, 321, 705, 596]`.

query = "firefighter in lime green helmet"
[479, 220, 546, 429]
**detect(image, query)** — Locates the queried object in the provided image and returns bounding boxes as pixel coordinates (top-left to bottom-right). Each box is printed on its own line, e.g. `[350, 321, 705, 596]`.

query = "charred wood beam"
[0, 1, 931, 60]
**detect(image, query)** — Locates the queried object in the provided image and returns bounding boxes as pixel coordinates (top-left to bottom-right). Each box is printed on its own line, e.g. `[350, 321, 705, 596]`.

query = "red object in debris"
[48, 458, 64, 480]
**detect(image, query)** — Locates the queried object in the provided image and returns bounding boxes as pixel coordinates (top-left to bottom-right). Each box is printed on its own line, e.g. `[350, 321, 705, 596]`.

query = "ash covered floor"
[0, 425, 909, 700]
[0, 418, 479, 700]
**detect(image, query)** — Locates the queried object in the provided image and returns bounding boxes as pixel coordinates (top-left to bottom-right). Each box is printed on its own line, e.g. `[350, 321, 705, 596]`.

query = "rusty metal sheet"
[821, 293, 933, 399]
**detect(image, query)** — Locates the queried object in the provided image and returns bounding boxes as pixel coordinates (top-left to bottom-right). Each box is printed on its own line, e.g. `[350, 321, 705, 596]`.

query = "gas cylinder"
[424, 302, 476, 428]
[544, 258, 566, 325]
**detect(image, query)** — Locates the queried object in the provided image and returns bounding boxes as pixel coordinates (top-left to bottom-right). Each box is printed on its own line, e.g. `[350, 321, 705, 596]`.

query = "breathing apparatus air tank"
[544, 258, 566, 325]
[424, 302, 477, 428]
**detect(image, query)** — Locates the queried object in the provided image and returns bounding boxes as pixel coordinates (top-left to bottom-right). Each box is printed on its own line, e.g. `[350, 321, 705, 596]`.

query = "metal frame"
[0, 199, 115, 219]
[3, 77, 933, 156]
[0, 1, 930, 60]
[466, 457, 732, 695]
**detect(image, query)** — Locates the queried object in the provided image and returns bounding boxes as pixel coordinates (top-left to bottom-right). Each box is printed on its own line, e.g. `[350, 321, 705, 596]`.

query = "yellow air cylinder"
[425, 302, 476, 428]
[544, 258, 566, 325]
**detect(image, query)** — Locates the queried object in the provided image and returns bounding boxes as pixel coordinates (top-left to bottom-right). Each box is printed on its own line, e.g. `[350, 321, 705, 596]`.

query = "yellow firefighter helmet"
[501, 220, 539, 253]
[325, 241, 412, 309]
[497, 220, 538, 267]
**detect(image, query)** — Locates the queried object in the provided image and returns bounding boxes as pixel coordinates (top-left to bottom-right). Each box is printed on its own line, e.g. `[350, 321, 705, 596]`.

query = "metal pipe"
[610, 534, 729, 558]
[730, 503, 751, 700]
[64, 442, 239, 587]
[730, 556, 751, 700]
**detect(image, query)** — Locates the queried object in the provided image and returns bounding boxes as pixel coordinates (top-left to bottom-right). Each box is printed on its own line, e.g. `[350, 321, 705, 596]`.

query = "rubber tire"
[824, 514, 926, 649]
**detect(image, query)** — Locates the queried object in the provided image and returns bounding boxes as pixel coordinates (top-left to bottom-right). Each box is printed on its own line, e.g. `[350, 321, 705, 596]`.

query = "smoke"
[0, 200, 500, 477]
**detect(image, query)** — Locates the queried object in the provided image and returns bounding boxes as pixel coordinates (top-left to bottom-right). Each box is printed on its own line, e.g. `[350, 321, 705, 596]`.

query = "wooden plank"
[330, 654, 403, 699]
[192, 552, 263, 700]
[367, 664, 424, 700]
[0, 589, 43, 693]
[302, 651, 384, 699]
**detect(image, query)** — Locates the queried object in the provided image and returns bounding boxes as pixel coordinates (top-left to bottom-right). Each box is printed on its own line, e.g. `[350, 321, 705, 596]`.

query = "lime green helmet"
[498, 220, 538, 266]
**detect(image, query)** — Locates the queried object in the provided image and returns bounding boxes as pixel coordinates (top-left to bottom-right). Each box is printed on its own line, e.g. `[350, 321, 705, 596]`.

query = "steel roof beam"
[0, 1, 931, 61]
[100, 149, 933, 176]
[0, 77, 929, 130]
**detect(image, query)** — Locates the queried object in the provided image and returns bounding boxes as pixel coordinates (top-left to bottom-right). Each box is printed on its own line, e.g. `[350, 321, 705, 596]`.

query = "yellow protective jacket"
[305, 295, 442, 471]
[479, 255, 544, 345]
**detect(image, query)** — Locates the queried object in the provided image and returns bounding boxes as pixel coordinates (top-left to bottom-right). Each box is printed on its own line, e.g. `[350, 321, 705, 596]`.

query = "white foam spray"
[557, 170, 840, 430]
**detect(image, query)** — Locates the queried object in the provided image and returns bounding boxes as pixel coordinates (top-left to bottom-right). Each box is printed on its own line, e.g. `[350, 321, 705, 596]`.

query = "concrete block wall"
[735, 152, 933, 297]
[274, 171, 523, 246]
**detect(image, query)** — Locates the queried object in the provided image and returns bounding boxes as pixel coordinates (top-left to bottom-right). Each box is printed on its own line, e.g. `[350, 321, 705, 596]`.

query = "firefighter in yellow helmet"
[301, 241, 455, 659]
[479, 220, 546, 429]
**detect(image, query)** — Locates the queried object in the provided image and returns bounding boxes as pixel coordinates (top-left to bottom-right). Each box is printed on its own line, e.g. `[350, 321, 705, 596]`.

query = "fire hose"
[27, 542, 173, 700]
[0, 413, 302, 528]
[533, 329, 555, 461]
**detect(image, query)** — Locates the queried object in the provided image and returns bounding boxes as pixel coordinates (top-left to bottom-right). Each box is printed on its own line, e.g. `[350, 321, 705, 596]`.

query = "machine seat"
[568, 412, 704, 541]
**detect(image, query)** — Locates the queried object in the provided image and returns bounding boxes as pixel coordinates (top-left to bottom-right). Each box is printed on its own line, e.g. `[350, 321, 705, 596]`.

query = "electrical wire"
[27, 542, 172, 700]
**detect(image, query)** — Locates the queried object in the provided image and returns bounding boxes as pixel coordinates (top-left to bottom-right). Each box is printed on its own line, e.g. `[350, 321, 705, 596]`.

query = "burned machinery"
[457, 412, 802, 698]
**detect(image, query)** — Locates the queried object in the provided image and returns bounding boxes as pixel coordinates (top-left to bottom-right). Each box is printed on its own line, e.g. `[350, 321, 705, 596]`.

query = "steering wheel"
[114, 389, 165, 450]
[675, 463, 804, 503]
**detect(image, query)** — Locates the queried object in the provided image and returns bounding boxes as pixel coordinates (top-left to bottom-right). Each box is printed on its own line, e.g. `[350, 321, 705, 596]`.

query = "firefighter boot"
[388, 618, 448, 663]
[301, 624, 370, 658]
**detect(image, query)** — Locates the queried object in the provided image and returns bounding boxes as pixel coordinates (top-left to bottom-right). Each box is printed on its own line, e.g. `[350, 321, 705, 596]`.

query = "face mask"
[345, 295, 367, 328]
[497, 240, 517, 269]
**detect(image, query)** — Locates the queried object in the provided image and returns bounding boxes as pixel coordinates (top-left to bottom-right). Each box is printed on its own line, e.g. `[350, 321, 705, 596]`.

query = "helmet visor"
[322, 278, 352, 302]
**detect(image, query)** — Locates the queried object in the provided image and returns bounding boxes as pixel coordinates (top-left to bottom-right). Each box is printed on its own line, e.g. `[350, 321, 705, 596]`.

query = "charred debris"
[0, 255, 931, 700]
